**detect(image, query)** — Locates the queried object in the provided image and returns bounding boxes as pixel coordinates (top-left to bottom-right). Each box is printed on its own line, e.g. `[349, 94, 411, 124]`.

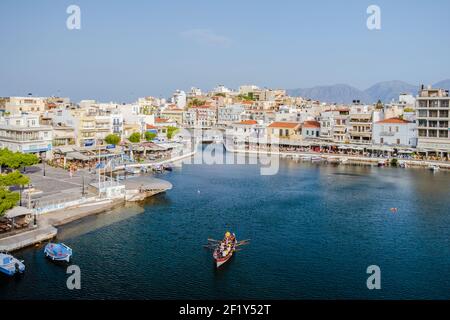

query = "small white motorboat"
[0, 252, 25, 276]
[125, 167, 141, 175]
[428, 164, 440, 172]
[44, 243, 73, 262]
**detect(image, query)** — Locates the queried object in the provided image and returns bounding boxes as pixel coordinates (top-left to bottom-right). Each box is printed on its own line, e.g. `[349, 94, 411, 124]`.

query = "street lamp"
[42, 154, 46, 176]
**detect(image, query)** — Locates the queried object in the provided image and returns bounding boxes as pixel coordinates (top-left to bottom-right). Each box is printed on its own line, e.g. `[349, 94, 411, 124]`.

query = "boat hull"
[213, 238, 237, 268]
[44, 243, 72, 263]
[0, 253, 25, 276]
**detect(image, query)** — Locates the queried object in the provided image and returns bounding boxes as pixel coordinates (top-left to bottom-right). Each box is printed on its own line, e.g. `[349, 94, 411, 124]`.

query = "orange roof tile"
[376, 117, 411, 124]
[268, 122, 300, 129]
[237, 120, 257, 125]
[302, 120, 320, 128]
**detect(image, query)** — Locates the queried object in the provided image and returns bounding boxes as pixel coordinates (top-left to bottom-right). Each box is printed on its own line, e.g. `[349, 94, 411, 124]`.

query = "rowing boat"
[213, 232, 237, 268]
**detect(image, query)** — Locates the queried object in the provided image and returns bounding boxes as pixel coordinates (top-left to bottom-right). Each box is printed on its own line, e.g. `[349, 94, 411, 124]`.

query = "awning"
[54, 146, 75, 154]
[66, 151, 90, 161]
[5, 206, 33, 219]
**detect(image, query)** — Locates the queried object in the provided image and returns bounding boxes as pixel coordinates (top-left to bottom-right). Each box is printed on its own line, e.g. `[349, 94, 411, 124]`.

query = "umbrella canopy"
[66, 151, 90, 161]
[5, 206, 33, 219]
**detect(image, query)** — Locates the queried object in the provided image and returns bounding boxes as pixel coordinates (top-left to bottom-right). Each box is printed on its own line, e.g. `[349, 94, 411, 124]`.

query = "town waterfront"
[1, 153, 450, 300]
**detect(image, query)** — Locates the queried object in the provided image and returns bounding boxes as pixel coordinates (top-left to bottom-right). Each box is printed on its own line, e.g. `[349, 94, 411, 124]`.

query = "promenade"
[0, 149, 197, 252]
[225, 144, 450, 169]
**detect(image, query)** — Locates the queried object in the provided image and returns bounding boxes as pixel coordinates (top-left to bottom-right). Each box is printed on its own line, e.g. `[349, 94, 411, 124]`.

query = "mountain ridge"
[287, 79, 450, 104]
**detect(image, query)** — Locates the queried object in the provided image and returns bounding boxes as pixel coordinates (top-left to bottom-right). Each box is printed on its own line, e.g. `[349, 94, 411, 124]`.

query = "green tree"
[166, 126, 179, 140]
[144, 131, 157, 141]
[188, 98, 206, 108]
[0, 149, 39, 172]
[237, 93, 254, 101]
[105, 134, 121, 145]
[128, 132, 141, 143]
[0, 188, 19, 217]
[390, 158, 398, 167]
[0, 171, 30, 187]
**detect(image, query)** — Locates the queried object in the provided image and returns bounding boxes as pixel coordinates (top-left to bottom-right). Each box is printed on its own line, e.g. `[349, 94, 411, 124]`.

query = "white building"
[217, 104, 245, 126]
[239, 85, 259, 95]
[301, 121, 321, 139]
[213, 85, 231, 94]
[0, 114, 53, 158]
[372, 117, 417, 147]
[189, 87, 203, 97]
[399, 93, 416, 106]
[172, 90, 187, 109]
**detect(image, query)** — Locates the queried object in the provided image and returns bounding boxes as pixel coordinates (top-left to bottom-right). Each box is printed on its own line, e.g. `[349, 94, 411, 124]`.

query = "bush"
[128, 132, 141, 143]
[390, 158, 398, 167]
[166, 126, 179, 140]
[144, 131, 157, 141]
[105, 134, 121, 145]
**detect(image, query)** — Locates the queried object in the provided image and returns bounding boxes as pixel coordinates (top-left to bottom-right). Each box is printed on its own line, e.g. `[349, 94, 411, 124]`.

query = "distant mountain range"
[287, 80, 450, 104]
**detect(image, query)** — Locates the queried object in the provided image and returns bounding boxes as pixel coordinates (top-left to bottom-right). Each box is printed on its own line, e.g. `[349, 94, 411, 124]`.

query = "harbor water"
[2, 152, 450, 299]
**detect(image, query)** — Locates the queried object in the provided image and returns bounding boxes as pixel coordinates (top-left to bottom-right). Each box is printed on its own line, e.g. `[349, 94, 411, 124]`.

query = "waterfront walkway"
[0, 226, 57, 252]
[226, 145, 450, 169]
[0, 150, 196, 252]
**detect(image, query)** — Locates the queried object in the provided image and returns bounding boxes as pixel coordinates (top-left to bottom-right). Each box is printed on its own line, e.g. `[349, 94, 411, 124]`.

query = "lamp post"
[42, 153, 46, 176]
[19, 185, 23, 206]
[82, 175, 86, 197]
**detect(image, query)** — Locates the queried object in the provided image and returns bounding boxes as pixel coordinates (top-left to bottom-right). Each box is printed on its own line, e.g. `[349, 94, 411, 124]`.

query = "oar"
[207, 238, 220, 243]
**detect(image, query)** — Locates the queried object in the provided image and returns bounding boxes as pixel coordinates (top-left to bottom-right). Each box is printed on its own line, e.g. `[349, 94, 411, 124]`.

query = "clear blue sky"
[1, 0, 449, 102]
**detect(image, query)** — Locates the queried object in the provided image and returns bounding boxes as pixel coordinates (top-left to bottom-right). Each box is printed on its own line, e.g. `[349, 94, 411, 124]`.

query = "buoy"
[390, 208, 398, 213]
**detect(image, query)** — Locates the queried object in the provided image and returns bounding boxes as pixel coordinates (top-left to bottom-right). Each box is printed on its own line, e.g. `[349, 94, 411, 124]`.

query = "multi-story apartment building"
[319, 111, 335, 141]
[0, 114, 53, 157]
[51, 107, 118, 147]
[160, 108, 184, 125]
[332, 108, 350, 143]
[217, 104, 245, 126]
[183, 106, 217, 128]
[0, 96, 47, 114]
[416, 86, 450, 153]
[348, 105, 373, 144]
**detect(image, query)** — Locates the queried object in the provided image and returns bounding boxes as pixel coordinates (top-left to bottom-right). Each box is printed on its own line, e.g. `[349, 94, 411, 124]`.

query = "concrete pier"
[0, 226, 57, 252]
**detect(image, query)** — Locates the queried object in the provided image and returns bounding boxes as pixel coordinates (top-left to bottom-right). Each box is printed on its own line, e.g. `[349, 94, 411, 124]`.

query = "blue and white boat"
[0, 252, 25, 276]
[44, 243, 73, 262]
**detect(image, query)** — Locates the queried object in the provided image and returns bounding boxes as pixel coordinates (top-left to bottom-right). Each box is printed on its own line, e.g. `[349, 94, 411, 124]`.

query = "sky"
[0, 0, 449, 102]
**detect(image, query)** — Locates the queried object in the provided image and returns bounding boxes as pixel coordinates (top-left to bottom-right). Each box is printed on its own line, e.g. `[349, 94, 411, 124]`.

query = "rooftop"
[302, 120, 320, 128]
[268, 122, 300, 129]
[376, 117, 411, 124]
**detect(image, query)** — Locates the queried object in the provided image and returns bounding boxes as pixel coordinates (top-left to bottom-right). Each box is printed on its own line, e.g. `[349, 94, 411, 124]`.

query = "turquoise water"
[2, 154, 450, 299]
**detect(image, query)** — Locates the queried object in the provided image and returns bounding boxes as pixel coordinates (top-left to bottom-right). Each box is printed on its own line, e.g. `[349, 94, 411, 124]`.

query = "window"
[396, 126, 399, 133]
[396, 139, 400, 145]
[380, 138, 384, 144]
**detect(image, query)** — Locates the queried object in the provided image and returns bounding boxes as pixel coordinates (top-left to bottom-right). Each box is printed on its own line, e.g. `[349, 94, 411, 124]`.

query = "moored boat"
[378, 160, 387, 167]
[428, 164, 440, 172]
[0, 252, 25, 276]
[44, 243, 73, 262]
[213, 232, 237, 268]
